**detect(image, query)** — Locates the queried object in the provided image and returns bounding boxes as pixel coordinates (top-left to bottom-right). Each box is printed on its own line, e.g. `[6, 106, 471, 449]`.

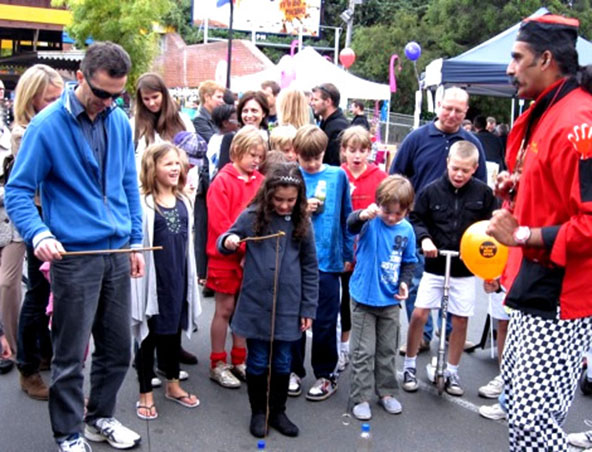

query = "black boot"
[269, 373, 299, 437]
[246, 372, 268, 438]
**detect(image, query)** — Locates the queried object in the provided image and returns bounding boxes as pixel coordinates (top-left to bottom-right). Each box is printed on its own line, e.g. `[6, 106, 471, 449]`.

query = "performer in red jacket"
[488, 14, 592, 451]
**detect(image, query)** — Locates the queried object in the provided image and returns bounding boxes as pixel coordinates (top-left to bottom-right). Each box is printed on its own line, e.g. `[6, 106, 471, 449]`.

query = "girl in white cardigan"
[132, 142, 202, 420]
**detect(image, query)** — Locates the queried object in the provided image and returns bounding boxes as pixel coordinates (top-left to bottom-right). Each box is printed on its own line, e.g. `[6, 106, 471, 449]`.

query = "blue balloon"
[404, 41, 421, 61]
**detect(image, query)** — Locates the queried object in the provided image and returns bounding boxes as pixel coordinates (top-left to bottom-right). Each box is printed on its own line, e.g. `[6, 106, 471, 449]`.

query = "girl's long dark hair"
[134, 72, 186, 145]
[251, 162, 309, 239]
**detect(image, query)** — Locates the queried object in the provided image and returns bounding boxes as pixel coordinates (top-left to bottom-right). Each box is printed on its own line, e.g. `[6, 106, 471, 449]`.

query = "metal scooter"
[425, 250, 459, 395]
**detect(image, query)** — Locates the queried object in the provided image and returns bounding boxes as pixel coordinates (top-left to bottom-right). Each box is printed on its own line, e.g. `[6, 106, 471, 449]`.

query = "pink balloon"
[339, 48, 356, 69]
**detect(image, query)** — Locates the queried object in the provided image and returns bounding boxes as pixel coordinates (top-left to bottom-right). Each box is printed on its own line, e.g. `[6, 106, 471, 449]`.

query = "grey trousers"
[348, 300, 400, 407]
[49, 253, 132, 438]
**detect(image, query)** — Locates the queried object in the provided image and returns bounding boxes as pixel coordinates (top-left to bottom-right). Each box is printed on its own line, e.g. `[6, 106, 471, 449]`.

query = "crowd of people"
[0, 11, 591, 452]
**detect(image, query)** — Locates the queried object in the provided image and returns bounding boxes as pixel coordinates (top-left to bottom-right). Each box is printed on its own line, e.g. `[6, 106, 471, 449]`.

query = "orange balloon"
[460, 220, 508, 280]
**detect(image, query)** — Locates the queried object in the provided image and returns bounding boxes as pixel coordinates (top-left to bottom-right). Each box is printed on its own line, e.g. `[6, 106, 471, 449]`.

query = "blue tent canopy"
[424, 7, 592, 97]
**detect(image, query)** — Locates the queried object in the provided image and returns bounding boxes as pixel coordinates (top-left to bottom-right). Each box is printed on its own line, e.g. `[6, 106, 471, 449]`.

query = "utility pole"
[344, 0, 355, 48]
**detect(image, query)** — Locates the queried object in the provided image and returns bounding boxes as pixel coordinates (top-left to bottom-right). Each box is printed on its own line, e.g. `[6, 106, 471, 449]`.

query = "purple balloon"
[404, 41, 421, 61]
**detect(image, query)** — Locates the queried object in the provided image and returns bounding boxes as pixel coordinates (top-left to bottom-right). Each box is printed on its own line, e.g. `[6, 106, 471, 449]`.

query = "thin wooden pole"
[59, 246, 163, 256]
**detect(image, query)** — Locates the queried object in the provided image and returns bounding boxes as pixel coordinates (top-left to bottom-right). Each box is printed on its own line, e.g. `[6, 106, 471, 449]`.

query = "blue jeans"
[291, 271, 340, 379]
[17, 244, 52, 376]
[246, 338, 292, 376]
[49, 253, 132, 438]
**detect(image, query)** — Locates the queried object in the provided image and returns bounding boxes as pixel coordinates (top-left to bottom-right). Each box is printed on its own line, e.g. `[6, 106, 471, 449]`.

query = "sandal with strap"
[165, 392, 200, 408]
[136, 401, 158, 420]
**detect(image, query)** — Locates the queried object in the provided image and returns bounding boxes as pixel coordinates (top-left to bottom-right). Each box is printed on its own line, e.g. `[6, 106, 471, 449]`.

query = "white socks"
[404, 356, 417, 370]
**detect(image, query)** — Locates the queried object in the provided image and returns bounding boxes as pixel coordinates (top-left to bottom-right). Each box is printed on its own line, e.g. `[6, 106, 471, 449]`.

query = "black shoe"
[581, 370, 592, 396]
[179, 347, 198, 365]
[0, 359, 14, 374]
[269, 412, 299, 437]
[250, 413, 267, 438]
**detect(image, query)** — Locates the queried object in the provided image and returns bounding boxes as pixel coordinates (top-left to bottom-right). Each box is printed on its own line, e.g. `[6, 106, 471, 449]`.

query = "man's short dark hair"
[223, 88, 235, 105]
[261, 80, 280, 96]
[352, 100, 364, 111]
[80, 41, 131, 79]
[313, 83, 340, 107]
[473, 115, 487, 131]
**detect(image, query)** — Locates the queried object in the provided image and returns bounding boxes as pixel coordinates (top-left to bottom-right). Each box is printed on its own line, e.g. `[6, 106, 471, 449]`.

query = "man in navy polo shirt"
[389, 86, 487, 353]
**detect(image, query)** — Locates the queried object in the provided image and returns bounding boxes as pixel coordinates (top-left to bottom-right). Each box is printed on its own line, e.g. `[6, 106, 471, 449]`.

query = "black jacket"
[410, 173, 496, 277]
[475, 130, 506, 171]
[320, 108, 349, 166]
[351, 114, 370, 130]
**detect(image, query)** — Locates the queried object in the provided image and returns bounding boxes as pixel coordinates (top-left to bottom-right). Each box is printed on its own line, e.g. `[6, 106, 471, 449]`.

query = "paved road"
[1, 286, 590, 451]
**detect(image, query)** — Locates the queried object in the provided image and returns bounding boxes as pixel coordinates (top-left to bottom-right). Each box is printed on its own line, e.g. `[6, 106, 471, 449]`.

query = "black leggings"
[136, 329, 181, 393]
[340, 271, 352, 334]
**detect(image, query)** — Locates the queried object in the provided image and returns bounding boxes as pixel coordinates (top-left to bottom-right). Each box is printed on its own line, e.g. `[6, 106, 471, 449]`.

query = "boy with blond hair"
[289, 125, 353, 401]
[270, 124, 297, 162]
[403, 140, 496, 396]
[347, 175, 417, 420]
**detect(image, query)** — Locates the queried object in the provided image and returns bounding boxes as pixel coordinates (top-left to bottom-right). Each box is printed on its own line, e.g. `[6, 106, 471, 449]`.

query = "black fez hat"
[517, 14, 579, 48]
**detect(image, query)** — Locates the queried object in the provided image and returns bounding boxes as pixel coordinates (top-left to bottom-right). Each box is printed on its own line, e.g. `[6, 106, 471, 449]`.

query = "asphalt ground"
[1, 282, 591, 452]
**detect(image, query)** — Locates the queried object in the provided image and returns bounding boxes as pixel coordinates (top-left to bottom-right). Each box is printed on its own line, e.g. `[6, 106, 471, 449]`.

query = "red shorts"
[206, 267, 243, 295]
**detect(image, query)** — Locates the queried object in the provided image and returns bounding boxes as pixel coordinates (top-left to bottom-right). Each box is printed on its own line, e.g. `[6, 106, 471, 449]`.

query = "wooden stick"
[60, 246, 163, 256]
[238, 231, 285, 244]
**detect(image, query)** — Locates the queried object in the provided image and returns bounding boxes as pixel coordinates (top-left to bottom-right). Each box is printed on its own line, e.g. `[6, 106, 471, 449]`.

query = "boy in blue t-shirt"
[346, 175, 417, 420]
[290, 125, 353, 401]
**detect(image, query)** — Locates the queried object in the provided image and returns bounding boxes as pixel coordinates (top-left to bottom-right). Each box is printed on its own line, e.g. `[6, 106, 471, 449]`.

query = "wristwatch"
[513, 226, 531, 246]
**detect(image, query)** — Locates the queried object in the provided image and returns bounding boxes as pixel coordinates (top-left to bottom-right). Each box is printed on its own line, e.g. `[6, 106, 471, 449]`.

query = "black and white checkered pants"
[502, 309, 592, 451]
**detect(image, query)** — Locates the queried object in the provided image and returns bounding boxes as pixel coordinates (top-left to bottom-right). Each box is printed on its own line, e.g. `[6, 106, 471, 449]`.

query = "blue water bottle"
[356, 423, 373, 451]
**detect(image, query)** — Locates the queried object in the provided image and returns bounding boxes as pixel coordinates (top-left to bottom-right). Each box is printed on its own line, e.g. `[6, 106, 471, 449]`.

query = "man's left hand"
[487, 209, 519, 246]
[130, 251, 145, 278]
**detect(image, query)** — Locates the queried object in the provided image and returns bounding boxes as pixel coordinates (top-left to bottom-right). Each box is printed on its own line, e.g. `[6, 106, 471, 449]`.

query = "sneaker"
[151, 377, 162, 388]
[84, 418, 140, 450]
[581, 370, 592, 396]
[444, 373, 464, 397]
[379, 396, 403, 414]
[20, 372, 49, 400]
[209, 361, 241, 388]
[156, 368, 189, 381]
[478, 374, 503, 399]
[288, 372, 302, 397]
[402, 367, 419, 392]
[57, 434, 92, 452]
[305, 377, 338, 401]
[337, 350, 350, 373]
[230, 363, 247, 382]
[352, 401, 372, 420]
[399, 339, 430, 356]
[568, 430, 592, 448]
[479, 403, 507, 420]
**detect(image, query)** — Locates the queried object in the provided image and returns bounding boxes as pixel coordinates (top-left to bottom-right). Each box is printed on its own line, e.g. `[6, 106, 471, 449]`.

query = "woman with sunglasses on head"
[216, 91, 270, 173]
[133, 73, 196, 170]
[1, 65, 63, 388]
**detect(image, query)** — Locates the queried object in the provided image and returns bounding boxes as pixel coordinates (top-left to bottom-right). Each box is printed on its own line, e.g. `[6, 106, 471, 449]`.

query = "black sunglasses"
[84, 74, 124, 100]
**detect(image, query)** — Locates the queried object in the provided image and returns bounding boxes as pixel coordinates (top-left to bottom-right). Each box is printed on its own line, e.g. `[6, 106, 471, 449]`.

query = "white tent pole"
[510, 97, 515, 128]
[204, 17, 209, 44]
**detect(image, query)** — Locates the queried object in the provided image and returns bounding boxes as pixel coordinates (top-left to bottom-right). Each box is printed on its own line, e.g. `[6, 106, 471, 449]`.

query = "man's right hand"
[34, 238, 65, 262]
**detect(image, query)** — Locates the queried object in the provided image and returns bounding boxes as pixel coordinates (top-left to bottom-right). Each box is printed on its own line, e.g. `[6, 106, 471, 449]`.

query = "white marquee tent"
[231, 46, 391, 104]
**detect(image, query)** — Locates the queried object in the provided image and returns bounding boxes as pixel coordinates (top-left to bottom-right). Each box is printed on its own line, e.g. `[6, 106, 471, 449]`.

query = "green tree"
[52, 0, 172, 91]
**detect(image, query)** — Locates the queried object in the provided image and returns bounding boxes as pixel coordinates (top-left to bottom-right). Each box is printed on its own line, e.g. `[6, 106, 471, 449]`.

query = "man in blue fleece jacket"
[6, 42, 144, 451]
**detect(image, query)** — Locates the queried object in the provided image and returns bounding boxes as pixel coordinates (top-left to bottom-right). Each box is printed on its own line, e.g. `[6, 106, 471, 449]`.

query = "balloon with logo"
[404, 41, 421, 61]
[339, 48, 356, 69]
[460, 220, 509, 281]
